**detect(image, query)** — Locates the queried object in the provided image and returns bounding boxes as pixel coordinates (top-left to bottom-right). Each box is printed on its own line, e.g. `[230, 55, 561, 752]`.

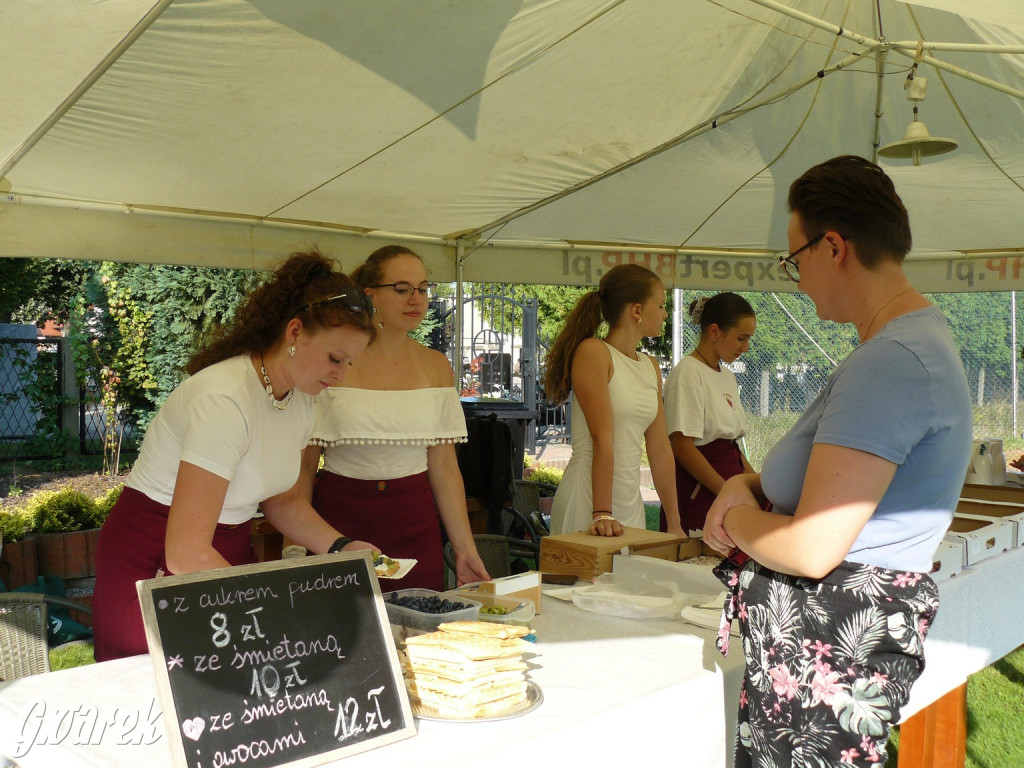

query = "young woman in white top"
[545, 263, 683, 537]
[304, 246, 489, 590]
[93, 250, 378, 661]
[662, 292, 757, 534]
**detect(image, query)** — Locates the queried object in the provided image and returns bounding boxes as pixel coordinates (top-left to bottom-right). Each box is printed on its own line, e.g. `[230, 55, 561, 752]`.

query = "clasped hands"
[702, 474, 757, 555]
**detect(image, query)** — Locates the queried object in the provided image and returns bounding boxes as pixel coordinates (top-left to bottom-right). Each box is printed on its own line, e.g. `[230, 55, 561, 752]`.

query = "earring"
[636, 315, 642, 326]
[288, 344, 296, 357]
[377, 321, 384, 330]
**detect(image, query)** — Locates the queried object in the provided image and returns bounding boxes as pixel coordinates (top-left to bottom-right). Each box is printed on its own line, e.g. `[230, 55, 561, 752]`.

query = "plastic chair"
[512, 479, 556, 535]
[0, 593, 51, 680]
[0, 593, 93, 681]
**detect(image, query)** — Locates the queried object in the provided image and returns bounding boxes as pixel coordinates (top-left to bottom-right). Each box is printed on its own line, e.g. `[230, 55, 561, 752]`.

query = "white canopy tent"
[1, 0, 1023, 294]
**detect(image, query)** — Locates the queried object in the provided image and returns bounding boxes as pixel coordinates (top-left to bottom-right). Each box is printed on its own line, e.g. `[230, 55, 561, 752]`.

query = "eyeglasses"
[298, 287, 375, 315]
[779, 232, 826, 283]
[369, 282, 435, 298]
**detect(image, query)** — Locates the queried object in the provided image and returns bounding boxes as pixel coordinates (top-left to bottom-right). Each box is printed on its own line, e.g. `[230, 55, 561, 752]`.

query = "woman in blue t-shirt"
[703, 156, 972, 768]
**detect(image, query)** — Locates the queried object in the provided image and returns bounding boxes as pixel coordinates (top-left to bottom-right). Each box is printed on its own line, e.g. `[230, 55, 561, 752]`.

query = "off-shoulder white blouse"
[310, 387, 467, 480]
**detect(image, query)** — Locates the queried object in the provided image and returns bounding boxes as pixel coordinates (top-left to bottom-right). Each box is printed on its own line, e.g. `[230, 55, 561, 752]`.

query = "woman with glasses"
[545, 263, 683, 537]
[93, 250, 378, 661]
[704, 156, 972, 768]
[661, 292, 757, 535]
[304, 245, 489, 590]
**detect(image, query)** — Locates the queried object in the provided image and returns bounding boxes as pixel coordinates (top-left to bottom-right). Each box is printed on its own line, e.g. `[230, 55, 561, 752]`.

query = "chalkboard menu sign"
[138, 552, 416, 768]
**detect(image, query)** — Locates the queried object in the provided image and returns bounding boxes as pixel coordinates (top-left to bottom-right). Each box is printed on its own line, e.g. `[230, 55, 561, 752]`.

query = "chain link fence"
[689, 291, 1023, 470]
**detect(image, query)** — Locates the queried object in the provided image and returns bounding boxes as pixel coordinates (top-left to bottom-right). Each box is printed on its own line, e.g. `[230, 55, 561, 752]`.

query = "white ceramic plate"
[410, 680, 543, 722]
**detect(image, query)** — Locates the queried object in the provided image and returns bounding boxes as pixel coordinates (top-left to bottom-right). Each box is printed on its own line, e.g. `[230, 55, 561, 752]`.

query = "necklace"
[863, 286, 914, 341]
[694, 347, 720, 371]
[259, 355, 293, 411]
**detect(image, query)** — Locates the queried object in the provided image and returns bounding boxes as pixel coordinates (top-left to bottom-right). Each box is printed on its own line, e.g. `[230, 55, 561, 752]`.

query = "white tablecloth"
[2, 547, 1021, 767]
[0, 590, 742, 768]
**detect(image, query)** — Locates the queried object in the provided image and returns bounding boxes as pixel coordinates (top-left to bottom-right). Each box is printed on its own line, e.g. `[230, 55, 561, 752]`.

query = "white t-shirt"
[311, 386, 467, 480]
[664, 355, 747, 446]
[126, 355, 315, 525]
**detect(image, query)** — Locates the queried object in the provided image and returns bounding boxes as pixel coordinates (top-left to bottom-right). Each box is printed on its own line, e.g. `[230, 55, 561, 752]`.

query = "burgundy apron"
[661, 438, 745, 533]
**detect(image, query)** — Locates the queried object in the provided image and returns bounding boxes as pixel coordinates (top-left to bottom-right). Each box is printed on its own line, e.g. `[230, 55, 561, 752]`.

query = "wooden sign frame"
[138, 551, 416, 768]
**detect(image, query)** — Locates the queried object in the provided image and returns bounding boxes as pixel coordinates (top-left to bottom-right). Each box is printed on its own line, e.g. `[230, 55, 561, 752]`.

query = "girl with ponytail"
[94, 249, 377, 661]
[544, 264, 682, 537]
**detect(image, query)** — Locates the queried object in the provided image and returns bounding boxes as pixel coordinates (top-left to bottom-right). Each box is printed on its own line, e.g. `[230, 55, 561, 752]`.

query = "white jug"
[965, 439, 995, 485]
[986, 438, 1006, 485]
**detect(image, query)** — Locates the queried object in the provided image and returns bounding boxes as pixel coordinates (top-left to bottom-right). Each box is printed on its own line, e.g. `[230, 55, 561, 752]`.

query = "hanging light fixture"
[879, 73, 957, 166]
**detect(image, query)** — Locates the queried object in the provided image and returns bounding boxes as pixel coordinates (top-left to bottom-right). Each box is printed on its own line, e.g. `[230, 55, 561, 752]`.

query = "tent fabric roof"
[1, 0, 1022, 292]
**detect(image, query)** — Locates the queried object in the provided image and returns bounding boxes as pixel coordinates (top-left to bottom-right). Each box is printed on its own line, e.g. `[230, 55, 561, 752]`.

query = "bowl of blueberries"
[383, 588, 482, 641]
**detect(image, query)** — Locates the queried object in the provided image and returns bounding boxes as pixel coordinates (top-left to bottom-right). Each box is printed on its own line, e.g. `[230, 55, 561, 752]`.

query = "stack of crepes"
[402, 620, 533, 718]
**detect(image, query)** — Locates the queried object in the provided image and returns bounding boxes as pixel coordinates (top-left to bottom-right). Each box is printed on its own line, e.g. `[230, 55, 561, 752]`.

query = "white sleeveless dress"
[550, 342, 660, 534]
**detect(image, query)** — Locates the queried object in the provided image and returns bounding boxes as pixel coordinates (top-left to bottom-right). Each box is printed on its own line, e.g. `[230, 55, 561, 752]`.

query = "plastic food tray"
[447, 590, 536, 627]
[383, 588, 481, 642]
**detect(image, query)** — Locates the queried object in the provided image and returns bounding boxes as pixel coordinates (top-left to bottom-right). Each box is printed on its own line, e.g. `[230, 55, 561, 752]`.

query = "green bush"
[24, 486, 103, 533]
[0, 507, 33, 543]
[524, 463, 563, 489]
[94, 484, 124, 519]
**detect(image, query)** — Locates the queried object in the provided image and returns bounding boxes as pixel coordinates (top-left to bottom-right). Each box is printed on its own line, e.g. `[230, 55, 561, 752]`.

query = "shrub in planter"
[94, 484, 124, 519]
[523, 464, 563, 490]
[0, 507, 33, 543]
[1, 507, 38, 589]
[23, 487, 105, 580]
[27, 487, 103, 534]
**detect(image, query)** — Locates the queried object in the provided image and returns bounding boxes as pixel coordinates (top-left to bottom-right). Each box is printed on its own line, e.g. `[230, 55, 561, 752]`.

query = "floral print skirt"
[713, 556, 939, 768]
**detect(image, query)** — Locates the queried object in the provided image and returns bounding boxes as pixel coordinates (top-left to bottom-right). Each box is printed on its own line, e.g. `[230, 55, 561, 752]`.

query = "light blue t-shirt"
[760, 305, 972, 572]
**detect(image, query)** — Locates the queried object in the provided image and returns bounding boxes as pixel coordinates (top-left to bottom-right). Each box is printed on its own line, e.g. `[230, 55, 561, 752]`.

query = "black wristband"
[328, 536, 353, 554]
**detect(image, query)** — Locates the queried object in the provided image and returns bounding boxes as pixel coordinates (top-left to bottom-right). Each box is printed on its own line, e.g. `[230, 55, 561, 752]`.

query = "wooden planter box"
[0, 536, 39, 590]
[35, 528, 101, 580]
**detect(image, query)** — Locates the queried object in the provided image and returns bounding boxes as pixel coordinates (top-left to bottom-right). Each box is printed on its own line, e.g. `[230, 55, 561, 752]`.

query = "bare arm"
[428, 442, 490, 585]
[644, 357, 683, 535]
[261, 444, 376, 554]
[570, 339, 621, 536]
[706, 443, 894, 578]
[164, 461, 233, 575]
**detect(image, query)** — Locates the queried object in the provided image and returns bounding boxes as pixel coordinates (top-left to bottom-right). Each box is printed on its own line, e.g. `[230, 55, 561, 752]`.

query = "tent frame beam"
[0, 0, 176, 179]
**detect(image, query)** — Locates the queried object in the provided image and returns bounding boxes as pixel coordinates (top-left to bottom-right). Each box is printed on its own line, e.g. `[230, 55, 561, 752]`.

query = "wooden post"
[897, 682, 967, 768]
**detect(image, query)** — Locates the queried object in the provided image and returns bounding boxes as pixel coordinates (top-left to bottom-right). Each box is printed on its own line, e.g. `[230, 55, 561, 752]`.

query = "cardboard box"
[928, 539, 963, 582]
[539, 527, 686, 581]
[955, 498, 1024, 548]
[960, 481, 1024, 505]
[461, 571, 543, 614]
[943, 515, 1014, 566]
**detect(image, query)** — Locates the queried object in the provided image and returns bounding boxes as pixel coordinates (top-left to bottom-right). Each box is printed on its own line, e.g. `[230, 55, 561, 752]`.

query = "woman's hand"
[703, 474, 757, 554]
[455, 549, 491, 586]
[590, 515, 624, 537]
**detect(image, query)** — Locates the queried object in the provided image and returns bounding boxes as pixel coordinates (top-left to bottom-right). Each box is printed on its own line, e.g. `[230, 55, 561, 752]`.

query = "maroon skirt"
[92, 487, 257, 662]
[312, 470, 444, 591]
[661, 438, 746, 534]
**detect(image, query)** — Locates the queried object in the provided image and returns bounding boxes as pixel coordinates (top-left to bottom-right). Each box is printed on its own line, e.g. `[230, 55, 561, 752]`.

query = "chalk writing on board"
[140, 552, 415, 768]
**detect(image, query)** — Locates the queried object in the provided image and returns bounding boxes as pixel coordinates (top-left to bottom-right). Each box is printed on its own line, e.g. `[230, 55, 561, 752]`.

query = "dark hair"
[543, 263, 661, 403]
[351, 244, 422, 289]
[186, 249, 376, 375]
[689, 292, 755, 336]
[787, 155, 912, 268]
